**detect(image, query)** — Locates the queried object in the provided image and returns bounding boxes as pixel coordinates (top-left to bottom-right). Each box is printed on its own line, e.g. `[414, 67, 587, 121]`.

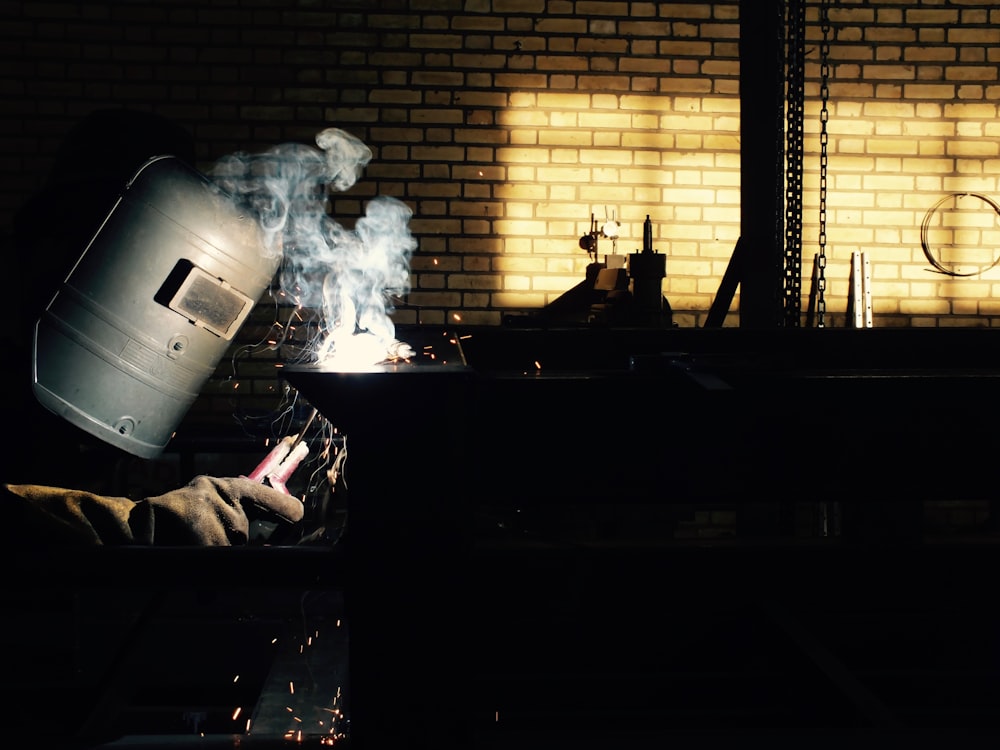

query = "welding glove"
[2, 476, 304, 546]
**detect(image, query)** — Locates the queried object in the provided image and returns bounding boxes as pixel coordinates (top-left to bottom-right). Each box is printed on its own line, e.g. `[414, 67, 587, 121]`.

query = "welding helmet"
[32, 154, 280, 459]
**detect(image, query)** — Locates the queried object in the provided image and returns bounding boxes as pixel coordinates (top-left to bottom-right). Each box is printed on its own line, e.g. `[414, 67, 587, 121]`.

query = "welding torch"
[245, 407, 319, 495]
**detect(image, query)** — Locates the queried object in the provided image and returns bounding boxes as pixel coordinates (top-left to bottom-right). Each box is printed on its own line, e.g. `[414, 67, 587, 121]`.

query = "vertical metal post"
[739, 0, 786, 328]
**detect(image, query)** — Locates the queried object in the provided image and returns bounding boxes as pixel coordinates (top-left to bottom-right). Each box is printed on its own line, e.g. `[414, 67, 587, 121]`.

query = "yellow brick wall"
[317, 0, 1000, 329]
[4, 0, 1000, 403]
[327, 1, 747, 327]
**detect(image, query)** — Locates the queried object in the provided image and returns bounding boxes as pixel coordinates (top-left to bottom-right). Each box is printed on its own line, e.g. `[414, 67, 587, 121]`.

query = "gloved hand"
[132, 475, 305, 545]
[3, 476, 304, 546]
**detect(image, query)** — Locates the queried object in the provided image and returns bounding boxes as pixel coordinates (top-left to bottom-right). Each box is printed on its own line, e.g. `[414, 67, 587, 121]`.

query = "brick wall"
[3, 0, 1000, 439]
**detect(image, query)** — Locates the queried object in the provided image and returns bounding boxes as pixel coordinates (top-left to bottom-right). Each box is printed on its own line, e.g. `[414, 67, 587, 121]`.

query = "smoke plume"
[210, 127, 417, 368]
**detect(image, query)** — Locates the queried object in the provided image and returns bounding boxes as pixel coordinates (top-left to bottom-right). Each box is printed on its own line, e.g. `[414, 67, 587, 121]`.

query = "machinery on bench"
[506, 211, 673, 327]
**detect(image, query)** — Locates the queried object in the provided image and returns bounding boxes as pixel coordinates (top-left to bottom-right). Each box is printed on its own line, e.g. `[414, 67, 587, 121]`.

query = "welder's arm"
[2, 476, 304, 546]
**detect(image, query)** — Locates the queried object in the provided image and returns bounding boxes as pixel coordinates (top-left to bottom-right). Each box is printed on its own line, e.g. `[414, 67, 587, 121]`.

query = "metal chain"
[784, 0, 805, 327]
[774, 0, 787, 327]
[816, 0, 831, 328]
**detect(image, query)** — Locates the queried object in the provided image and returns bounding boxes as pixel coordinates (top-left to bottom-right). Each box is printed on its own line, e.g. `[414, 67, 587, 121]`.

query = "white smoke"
[210, 128, 417, 368]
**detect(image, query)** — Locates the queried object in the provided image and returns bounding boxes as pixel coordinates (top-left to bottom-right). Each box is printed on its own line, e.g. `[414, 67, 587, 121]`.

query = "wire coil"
[920, 192, 1000, 277]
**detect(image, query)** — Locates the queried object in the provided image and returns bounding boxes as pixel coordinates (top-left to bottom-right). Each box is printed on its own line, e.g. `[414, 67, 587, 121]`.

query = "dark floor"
[10, 326, 1000, 748]
[6, 528, 1000, 749]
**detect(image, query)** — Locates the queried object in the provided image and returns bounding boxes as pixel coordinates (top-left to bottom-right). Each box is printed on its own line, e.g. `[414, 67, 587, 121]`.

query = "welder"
[1, 109, 309, 546]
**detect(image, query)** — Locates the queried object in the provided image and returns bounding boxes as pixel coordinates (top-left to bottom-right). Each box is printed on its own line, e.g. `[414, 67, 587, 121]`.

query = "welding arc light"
[920, 192, 1000, 277]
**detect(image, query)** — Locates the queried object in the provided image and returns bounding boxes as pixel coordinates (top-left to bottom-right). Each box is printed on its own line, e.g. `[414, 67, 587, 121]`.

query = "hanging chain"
[773, 0, 786, 327]
[784, 0, 805, 327]
[816, 0, 831, 328]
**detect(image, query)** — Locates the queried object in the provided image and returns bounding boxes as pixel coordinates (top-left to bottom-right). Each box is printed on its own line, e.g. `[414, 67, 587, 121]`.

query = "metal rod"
[288, 406, 319, 453]
[452, 330, 468, 367]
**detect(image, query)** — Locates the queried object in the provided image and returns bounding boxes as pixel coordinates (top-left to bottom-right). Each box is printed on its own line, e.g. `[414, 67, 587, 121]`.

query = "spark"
[232, 706, 242, 720]
[289, 681, 295, 695]
[233, 674, 240, 683]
